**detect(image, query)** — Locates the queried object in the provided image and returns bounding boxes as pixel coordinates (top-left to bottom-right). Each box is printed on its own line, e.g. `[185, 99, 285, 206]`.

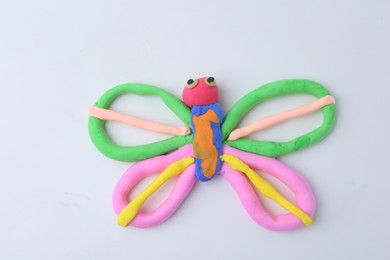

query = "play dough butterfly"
[88, 77, 336, 231]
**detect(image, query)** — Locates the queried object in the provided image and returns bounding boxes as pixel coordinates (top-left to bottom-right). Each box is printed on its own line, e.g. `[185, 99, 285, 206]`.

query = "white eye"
[204, 77, 216, 87]
[186, 78, 199, 88]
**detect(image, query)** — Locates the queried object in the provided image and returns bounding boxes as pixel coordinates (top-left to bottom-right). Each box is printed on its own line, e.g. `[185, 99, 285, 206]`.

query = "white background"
[1, 1, 389, 259]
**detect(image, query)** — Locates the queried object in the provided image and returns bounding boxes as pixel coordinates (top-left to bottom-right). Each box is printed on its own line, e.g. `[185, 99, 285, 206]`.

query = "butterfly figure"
[88, 77, 336, 231]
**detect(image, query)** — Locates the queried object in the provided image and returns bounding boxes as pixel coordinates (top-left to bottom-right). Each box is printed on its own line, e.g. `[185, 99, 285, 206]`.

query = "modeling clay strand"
[221, 144, 315, 230]
[117, 157, 194, 227]
[222, 79, 336, 157]
[129, 165, 196, 228]
[88, 106, 190, 136]
[88, 83, 193, 162]
[221, 154, 312, 226]
[228, 95, 336, 141]
[113, 144, 197, 228]
[221, 164, 305, 230]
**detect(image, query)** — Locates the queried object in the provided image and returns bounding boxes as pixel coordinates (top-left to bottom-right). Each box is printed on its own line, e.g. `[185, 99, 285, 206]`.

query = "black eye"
[187, 79, 194, 85]
[206, 77, 214, 83]
[204, 77, 217, 87]
[186, 78, 198, 88]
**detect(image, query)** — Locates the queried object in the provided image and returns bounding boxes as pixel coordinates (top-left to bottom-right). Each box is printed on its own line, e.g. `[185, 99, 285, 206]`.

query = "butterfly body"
[191, 102, 223, 182]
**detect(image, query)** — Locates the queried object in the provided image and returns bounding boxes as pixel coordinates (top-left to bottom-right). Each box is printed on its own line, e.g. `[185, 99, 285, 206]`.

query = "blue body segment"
[191, 102, 223, 182]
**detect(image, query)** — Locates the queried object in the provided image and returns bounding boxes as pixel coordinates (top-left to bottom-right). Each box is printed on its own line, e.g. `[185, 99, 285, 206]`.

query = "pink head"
[182, 77, 219, 108]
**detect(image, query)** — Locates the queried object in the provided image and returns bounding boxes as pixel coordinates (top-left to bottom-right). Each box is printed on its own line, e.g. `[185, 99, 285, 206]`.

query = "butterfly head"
[182, 77, 219, 108]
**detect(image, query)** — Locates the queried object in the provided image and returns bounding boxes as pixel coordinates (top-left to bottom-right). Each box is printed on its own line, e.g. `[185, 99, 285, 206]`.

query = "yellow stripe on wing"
[221, 154, 312, 226]
[117, 157, 194, 227]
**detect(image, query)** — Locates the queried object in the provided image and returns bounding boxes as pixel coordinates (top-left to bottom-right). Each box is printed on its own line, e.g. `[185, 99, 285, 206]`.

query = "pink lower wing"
[112, 144, 196, 228]
[221, 145, 316, 231]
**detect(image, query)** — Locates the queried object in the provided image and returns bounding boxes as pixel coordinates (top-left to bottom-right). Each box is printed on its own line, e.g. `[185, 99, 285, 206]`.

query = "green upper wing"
[88, 83, 192, 162]
[222, 79, 336, 157]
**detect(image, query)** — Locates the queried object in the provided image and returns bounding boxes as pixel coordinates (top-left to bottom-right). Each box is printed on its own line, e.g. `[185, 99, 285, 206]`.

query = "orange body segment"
[192, 110, 220, 178]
